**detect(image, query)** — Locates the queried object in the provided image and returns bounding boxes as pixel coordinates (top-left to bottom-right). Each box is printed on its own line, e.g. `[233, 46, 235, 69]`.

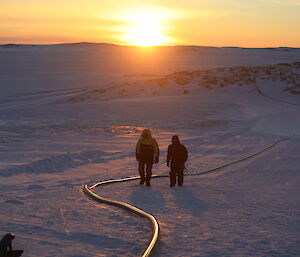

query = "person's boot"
[145, 173, 151, 187]
[146, 181, 151, 187]
[146, 177, 151, 187]
[140, 177, 145, 185]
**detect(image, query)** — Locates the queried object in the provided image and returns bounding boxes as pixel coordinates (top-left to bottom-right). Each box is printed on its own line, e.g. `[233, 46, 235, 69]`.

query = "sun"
[125, 23, 167, 47]
[122, 9, 171, 47]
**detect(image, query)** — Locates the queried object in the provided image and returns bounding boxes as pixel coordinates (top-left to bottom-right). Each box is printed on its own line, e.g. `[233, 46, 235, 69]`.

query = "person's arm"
[153, 139, 159, 163]
[167, 145, 171, 167]
[183, 145, 188, 163]
[136, 140, 141, 161]
[8, 240, 12, 251]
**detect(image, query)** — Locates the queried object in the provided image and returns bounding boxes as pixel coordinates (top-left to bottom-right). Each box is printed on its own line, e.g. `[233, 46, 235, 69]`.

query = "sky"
[0, 0, 299, 47]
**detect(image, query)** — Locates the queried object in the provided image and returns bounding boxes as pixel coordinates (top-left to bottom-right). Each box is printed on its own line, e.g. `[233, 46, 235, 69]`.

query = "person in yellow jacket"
[136, 129, 159, 186]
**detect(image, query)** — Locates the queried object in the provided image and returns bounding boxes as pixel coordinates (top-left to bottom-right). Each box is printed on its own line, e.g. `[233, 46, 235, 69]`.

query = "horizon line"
[1, 42, 300, 49]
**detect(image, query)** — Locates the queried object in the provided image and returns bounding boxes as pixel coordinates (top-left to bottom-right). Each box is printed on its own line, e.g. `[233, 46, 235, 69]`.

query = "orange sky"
[0, 0, 299, 47]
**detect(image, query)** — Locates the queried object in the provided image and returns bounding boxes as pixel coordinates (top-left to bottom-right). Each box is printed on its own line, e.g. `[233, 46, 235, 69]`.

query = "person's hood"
[172, 135, 180, 144]
[142, 129, 152, 138]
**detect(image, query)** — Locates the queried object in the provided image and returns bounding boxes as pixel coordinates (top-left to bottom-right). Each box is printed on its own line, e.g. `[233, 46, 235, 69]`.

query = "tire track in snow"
[255, 85, 300, 107]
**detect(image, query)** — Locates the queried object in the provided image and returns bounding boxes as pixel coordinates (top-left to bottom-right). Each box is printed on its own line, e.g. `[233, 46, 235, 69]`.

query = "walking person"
[136, 129, 159, 186]
[167, 135, 188, 187]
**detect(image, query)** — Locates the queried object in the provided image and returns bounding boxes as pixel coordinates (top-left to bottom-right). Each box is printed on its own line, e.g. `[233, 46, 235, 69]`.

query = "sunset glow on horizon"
[0, 0, 299, 47]
[120, 8, 174, 46]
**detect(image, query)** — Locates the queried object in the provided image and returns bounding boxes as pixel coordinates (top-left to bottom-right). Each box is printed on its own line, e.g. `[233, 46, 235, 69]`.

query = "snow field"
[0, 46, 299, 256]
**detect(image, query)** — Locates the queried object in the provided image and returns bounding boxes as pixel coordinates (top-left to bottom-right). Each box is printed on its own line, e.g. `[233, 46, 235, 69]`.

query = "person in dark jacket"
[0, 233, 23, 257]
[167, 135, 188, 187]
[136, 129, 159, 186]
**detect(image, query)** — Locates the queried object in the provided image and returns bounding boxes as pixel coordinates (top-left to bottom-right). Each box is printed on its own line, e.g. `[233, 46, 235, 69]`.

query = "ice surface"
[0, 45, 299, 256]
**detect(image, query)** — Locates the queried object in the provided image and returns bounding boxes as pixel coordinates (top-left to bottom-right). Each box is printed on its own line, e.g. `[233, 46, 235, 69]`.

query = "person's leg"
[145, 162, 153, 186]
[139, 161, 146, 185]
[178, 167, 184, 186]
[169, 170, 177, 187]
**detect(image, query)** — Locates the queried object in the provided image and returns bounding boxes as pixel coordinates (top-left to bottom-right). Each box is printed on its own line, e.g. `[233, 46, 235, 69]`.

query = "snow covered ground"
[0, 45, 299, 256]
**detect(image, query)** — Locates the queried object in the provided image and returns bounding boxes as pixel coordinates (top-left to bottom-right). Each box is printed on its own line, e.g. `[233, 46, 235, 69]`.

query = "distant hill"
[0, 42, 118, 48]
[0, 42, 299, 50]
